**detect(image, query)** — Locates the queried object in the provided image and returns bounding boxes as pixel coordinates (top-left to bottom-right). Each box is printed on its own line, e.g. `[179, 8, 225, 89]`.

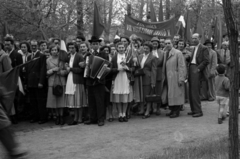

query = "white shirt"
[70, 53, 76, 67]
[191, 44, 200, 64]
[152, 50, 159, 58]
[141, 53, 150, 68]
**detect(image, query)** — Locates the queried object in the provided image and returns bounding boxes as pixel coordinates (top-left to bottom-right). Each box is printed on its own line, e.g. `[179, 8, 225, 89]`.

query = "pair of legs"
[107, 104, 114, 121]
[216, 96, 228, 124]
[116, 103, 128, 118]
[72, 108, 83, 123]
[55, 108, 65, 125]
[139, 102, 151, 118]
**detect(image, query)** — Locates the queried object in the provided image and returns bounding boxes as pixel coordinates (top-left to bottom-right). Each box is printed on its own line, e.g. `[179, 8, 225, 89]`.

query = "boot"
[170, 106, 180, 118]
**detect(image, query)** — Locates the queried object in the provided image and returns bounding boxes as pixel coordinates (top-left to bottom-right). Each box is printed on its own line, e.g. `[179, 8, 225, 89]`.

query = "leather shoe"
[170, 113, 179, 118]
[10, 151, 28, 159]
[187, 112, 195, 115]
[30, 119, 39, 123]
[38, 120, 48, 124]
[192, 113, 203, 117]
[118, 117, 123, 122]
[98, 121, 104, 126]
[68, 121, 78, 125]
[166, 111, 173, 116]
[123, 117, 128, 122]
[84, 120, 97, 125]
[142, 114, 150, 119]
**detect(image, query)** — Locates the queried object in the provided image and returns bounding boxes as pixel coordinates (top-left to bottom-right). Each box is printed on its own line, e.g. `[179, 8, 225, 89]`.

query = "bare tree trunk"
[77, 0, 84, 37]
[165, 0, 170, 20]
[104, 0, 113, 41]
[222, 0, 239, 159]
[139, 0, 144, 19]
[193, 0, 202, 33]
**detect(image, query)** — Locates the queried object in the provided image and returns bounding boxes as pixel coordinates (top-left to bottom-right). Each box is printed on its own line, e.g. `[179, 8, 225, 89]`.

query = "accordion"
[84, 55, 110, 80]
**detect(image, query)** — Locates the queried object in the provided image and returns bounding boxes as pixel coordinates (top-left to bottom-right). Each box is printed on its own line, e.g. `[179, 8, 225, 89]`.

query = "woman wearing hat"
[151, 37, 164, 115]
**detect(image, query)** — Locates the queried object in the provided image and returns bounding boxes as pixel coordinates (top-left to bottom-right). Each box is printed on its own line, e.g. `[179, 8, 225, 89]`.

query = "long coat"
[161, 48, 186, 106]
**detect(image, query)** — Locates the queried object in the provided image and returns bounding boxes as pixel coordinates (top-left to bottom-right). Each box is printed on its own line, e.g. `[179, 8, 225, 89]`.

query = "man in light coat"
[161, 39, 186, 118]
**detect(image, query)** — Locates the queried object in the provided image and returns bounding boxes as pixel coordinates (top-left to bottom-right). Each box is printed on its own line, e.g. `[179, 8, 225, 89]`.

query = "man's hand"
[38, 83, 43, 88]
[79, 62, 86, 68]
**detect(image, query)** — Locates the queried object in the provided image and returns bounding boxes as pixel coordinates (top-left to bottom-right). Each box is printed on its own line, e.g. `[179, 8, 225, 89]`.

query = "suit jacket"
[26, 51, 46, 87]
[154, 49, 164, 81]
[68, 53, 84, 84]
[9, 49, 23, 68]
[190, 44, 209, 80]
[85, 51, 109, 86]
[110, 53, 134, 81]
[138, 52, 157, 86]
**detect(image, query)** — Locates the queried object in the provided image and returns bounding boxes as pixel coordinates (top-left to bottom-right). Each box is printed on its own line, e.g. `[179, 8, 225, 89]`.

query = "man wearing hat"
[151, 37, 164, 114]
[202, 39, 217, 101]
[216, 41, 230, 77]
[84, 36, 108, 126]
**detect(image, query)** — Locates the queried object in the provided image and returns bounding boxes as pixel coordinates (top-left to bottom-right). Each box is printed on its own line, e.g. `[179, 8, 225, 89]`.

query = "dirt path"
[1, 101, 229, 159]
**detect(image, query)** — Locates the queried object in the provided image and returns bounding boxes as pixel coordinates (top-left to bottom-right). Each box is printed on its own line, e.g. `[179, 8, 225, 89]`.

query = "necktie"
[224, 50, 226, 64]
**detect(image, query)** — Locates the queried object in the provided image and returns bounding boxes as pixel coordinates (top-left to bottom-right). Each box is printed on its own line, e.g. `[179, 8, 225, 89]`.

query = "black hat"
[88, 36, 102, 43]
[204, 39, 213, 45]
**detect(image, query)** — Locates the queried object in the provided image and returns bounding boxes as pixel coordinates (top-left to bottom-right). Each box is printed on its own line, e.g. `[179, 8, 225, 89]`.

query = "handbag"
[52, 74, 63, 96]
[134, 68, 145, 77]
[145, 87, 161, 103]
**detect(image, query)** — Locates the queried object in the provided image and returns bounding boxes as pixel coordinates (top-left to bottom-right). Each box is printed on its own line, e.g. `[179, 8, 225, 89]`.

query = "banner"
[125, 15, 179, 39]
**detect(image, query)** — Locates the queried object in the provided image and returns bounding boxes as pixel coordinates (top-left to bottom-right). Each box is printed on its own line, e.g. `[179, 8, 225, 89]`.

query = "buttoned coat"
[138, 52, 157, 86]
[161, 48, 186, 106]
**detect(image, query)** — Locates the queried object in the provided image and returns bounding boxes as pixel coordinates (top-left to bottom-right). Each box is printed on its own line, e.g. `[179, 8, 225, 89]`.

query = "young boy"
[215, 64, 230, 124]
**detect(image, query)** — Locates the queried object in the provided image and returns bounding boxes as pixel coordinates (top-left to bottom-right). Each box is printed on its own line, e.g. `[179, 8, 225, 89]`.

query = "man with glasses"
[188, 33, 209, 118]
[26, 40, 47, 124]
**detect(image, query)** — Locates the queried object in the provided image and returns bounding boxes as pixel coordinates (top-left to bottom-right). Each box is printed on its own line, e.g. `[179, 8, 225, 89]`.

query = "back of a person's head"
[216, 64, 226, 75]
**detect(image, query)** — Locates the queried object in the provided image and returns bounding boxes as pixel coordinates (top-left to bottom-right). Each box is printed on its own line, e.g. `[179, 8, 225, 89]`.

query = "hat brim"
[88, 39, 102, 43]
[151, 40, 160, 43]
[204, 42, 213, 45]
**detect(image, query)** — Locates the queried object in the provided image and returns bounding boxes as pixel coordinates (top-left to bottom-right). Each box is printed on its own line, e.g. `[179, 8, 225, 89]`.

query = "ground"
[1, 101, 229, 159]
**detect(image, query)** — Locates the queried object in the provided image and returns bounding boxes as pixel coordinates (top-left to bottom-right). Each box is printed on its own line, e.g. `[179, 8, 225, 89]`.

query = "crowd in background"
[0, 32, 239, 127]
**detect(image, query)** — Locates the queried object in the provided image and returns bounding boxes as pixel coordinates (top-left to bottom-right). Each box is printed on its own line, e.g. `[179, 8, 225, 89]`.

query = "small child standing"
[215, 64, 230, 124]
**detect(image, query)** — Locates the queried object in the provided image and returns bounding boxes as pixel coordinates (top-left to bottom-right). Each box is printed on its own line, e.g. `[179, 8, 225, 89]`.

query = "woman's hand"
[53, 67, 59, 72]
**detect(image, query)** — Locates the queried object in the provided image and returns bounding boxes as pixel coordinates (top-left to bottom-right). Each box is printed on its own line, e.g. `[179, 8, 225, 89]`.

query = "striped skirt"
[66, 84, 87, 108]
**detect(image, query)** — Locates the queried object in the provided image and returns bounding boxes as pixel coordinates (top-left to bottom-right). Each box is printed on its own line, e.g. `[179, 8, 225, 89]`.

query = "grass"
[147, 136, 236, 159]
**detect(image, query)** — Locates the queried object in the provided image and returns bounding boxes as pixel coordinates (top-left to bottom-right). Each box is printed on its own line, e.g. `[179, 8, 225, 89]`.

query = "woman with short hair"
[138, 41, 157, 119]
[46, 45, 68, 125]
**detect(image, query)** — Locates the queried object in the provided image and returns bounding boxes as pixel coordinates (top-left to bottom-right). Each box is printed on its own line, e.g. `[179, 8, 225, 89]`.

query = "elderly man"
[202, 39, 218, 101]
[217, 41, 230, 77]
[188, 33, 209, 117]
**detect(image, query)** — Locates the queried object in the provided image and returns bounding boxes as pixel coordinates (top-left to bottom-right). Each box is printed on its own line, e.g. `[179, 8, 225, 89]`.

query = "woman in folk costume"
[161, 39, 187, 118]
[138, 41, 157, 119]
[65, 42, 87, 125]
[151, 37, 164, 115]
[46, 45, 68, 125]
[110, 42, 134, 122]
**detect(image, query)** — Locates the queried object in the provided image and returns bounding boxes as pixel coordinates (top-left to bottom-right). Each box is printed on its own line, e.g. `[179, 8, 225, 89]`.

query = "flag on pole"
[149, 0, 157, 22]
[114, 29, 120, 39]
[0, 68, 20, 114]
[93, 1, 105, 38]
[59, 40, 68, 62]
[184, 10, 192, 42]
[158, 0, 163, 22]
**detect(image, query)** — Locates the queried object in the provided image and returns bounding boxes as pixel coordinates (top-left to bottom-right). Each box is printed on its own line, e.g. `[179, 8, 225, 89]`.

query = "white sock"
[122, 112, 126, 117]
[119, 113, 123, 117]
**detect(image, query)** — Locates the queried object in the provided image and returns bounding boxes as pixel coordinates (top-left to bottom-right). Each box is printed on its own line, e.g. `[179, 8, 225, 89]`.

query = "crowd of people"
[0, 32, 237, 129]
